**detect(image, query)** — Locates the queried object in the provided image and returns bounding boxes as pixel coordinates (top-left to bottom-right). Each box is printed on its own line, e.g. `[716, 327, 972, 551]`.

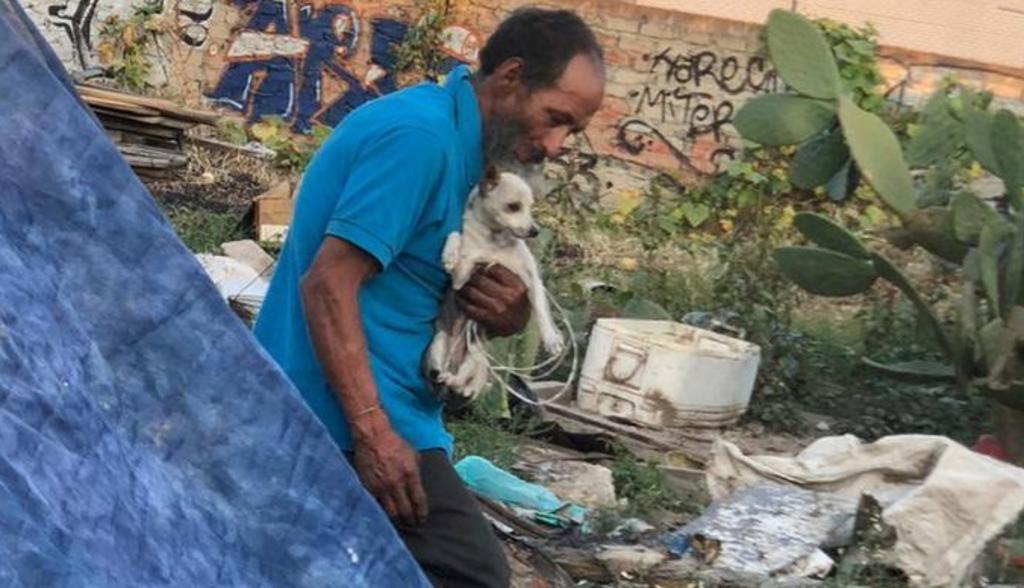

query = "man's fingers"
[391, 484, 416, 526]
[458, 284, 503, 314]
[465, 270, 506, 295]
[458, 301, 490, 324]
[407, 474, 429, 525]
[480, 263, 522, 287]
[378, 492, 399, 520]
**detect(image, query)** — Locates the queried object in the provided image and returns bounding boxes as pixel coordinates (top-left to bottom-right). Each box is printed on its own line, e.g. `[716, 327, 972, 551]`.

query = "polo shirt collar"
[444, 65, 484, 189]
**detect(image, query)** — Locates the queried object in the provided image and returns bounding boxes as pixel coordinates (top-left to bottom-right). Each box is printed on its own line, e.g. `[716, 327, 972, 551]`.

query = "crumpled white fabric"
[705, 434, 1024, 587]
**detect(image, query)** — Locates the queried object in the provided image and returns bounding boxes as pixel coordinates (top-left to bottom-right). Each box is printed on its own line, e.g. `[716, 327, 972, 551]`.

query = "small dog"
[424, 168, 564, 401]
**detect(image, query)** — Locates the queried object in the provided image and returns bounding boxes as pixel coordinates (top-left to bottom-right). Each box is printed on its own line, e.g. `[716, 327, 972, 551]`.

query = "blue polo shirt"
[253, 66, 483, 455]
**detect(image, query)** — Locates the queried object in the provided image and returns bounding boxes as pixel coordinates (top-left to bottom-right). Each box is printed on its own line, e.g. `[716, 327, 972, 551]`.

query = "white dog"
[424, 169, 564, 401]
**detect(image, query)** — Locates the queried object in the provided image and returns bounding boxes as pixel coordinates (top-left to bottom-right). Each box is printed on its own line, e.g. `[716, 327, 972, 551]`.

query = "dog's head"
[474, 167, 539, 239]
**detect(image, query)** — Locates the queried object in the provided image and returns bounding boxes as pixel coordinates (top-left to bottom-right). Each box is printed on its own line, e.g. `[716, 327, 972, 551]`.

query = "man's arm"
[300, 236, 428, 526]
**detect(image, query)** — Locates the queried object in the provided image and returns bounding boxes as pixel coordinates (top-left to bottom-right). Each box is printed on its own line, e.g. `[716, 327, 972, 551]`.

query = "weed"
[97, 0, 165, 92]
[610, 448, 703, 519]
[392, 0, 457, 81]
[164, 207, 247, 254]
[448, 416, 521, 469]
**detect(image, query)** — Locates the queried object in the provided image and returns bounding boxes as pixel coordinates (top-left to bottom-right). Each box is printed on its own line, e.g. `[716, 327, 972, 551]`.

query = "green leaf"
[951, 191, 1002, 244]
[774, 246, 877, 296]
[862, 358, 956, 382]
[906, 94, 963, 168]
[679, 202, 711, 227]
[621, 297, 673, 321]
[1009, 220, 1024, 308]
[871, 253, 954, 360]
[734, 95, 836, 146]
[789, 131, 849, 189]
[993, 109, 1023, 208]
[979, 222, 1014, 317]
[899, 207, 968, 264]
[826, 159, 859, 202]
[838, 95, 916, 213]
[792, 212, 871, 258]
[963, 106, 1001, 174]
[766, 10, 842, 99]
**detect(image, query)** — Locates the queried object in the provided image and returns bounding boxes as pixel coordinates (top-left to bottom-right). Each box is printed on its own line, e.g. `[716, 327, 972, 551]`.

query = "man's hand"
[456, 264, 530, 337]
[352, 411, 429, 527]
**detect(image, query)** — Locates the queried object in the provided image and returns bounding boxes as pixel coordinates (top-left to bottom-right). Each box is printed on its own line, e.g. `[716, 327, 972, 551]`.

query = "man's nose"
[541, 128, 571, 159]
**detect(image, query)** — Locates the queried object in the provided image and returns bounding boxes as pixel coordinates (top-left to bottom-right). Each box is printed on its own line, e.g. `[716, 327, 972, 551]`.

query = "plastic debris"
[455, 456, 588, 528]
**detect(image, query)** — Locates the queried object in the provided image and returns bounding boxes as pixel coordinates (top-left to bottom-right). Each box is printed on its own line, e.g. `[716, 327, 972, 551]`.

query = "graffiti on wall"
[207, 0, 479, 132]
[176, 0, 214, 46]
[617, 47, 780, 173]
[46, 0, 103, 68]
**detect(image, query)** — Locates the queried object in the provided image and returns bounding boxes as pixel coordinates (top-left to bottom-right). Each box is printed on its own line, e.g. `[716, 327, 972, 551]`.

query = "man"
[254, 8, 605, 587]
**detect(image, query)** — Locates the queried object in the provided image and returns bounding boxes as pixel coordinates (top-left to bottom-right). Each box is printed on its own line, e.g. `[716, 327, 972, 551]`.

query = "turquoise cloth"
[254, 66, 484, 454]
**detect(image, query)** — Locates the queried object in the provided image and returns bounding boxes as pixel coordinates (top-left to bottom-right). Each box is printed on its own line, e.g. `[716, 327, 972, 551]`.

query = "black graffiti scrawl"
[48, 0, 101, 68]
[621, 47, 781, 172]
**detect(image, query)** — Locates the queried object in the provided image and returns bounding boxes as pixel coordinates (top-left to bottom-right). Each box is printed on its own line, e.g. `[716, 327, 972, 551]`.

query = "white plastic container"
[576, 319, 761, 428]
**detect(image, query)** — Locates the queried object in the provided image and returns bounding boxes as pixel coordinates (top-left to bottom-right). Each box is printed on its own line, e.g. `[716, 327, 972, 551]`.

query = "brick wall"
[22, 0, 1024, 199]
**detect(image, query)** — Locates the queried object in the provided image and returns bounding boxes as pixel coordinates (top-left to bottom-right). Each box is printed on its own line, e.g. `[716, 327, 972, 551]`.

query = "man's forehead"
[548, 54, 605, 122]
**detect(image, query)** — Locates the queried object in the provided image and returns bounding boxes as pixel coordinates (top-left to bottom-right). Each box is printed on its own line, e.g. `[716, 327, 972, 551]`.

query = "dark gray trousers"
[347, 450, 510, 587]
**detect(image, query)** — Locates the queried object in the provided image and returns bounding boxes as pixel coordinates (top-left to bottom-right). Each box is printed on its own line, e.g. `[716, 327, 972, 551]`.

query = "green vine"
[97, 0, 164, 92]
[815, 19, 886, 112]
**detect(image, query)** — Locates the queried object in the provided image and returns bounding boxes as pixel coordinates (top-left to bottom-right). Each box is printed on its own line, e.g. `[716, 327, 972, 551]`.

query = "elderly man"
[254, 8, 605, 587]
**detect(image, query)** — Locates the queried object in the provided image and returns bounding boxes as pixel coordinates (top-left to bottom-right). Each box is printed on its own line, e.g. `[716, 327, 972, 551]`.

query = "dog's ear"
[480, 165, 500, 196]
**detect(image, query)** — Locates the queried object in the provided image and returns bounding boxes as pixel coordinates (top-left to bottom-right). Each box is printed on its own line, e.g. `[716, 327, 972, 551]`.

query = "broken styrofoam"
[703, 434, 1024, 587]
[221, 239, 275, 276]
[529, 460, 617, 509]
[196, 253, 269, 311]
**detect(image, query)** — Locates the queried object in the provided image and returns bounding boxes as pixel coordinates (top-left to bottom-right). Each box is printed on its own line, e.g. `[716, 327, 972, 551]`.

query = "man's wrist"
[350, 408, 391, 445]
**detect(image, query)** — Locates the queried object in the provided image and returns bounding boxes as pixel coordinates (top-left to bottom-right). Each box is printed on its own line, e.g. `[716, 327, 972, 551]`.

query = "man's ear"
[493, 58, 524, 90]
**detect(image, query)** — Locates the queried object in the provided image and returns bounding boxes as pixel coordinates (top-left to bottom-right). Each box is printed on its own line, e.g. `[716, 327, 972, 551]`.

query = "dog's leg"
[463, 344, 492, 399]
[442, 231, 462, 274]
[516, 240, 564, 355]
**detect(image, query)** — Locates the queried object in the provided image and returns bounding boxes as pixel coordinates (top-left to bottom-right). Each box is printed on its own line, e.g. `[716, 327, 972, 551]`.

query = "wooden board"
[77, 83, 220, 125]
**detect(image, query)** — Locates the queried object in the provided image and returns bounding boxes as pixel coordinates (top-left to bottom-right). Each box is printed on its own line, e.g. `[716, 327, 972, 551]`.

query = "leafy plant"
[97, 0, 164, 91]
[737, 9, 1024, 429]
[392, 0, 455, 81]
[249, 117, 332, 173]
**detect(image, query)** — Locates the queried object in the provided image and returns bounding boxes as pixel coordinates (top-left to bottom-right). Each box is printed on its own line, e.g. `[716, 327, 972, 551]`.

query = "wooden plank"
[97, 117, 183, 141]
[81, 94, 162, 117]
[77, 83, 220, 125]
[94, 109, 196, 130]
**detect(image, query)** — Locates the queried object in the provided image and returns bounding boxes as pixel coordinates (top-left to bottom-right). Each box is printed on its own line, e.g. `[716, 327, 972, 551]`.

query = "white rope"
[465, 290, 580, 407]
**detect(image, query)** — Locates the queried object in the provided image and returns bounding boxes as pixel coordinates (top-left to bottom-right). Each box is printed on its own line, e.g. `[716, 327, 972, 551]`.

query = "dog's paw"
[542, 331, 565, 357]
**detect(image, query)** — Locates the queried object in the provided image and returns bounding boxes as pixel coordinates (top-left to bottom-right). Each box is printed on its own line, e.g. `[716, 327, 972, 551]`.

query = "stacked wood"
[75, 83, 220, 179]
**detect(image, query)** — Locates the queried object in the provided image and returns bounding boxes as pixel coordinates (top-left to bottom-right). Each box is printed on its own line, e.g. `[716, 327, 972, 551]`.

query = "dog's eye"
[507, 203, 522, 213]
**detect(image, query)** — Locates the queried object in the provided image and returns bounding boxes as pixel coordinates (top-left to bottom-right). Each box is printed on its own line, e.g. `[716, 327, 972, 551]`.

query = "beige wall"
[630, 0, 1024, 70]
[23, 0, 1024, 200]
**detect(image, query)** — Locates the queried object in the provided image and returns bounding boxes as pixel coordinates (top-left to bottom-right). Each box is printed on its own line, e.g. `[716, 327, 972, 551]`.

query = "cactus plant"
[790, 131, 849, 190]
[733, 95, 836, 146]
[765, 9, 842, 100]
[739, 8, 1024, 462]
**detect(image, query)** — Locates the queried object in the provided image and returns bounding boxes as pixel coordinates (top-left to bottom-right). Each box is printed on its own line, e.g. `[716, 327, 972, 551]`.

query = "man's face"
[486, 54, 605, 174]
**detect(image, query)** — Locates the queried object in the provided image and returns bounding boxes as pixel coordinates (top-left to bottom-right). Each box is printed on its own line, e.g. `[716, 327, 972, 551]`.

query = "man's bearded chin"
[484, 114, 545, 188]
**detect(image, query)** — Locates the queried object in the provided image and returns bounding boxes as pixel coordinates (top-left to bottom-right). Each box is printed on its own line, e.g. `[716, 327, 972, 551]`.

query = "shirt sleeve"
[325, 125, 446, 270]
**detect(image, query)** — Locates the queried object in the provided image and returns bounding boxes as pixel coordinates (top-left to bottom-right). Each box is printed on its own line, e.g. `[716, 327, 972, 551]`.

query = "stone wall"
[20, 0, 1024, 198]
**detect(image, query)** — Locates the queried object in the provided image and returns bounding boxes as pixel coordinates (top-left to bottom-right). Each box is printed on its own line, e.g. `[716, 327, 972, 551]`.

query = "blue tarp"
[0, 1, 428, 585]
